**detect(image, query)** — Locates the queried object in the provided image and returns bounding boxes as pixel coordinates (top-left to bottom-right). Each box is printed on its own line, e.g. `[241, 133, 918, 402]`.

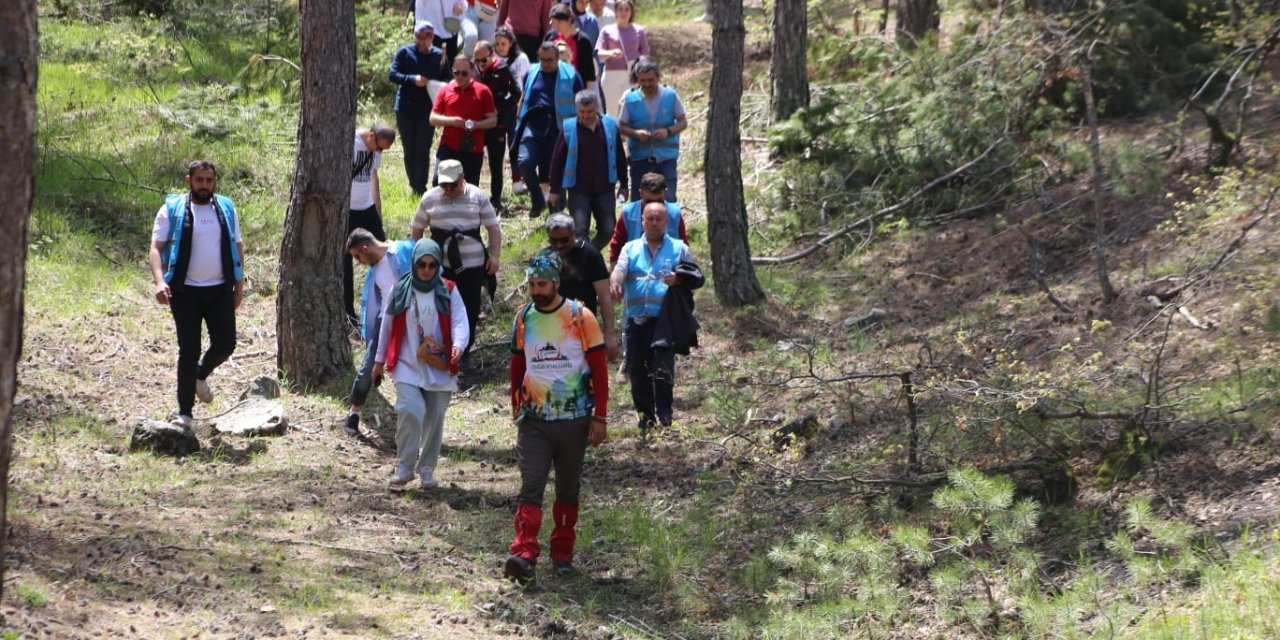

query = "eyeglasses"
[547, 234, 574, 246]
[538, 57, 557, 63]
[453, 69, 470, 77]
[415, 260, 440, 270]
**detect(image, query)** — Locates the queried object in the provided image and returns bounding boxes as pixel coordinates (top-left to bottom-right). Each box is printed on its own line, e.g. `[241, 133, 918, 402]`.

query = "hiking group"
[149, 0, 706, 585]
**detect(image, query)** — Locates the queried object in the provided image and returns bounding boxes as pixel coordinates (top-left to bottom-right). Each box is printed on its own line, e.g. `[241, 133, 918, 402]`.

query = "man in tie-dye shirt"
[505, 250, 610, 584]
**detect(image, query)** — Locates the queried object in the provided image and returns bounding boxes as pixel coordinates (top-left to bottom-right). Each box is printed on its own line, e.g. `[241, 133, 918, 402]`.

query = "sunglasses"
[453, 69, 470, 77]
[415, 260, 440, 270]
[474, 57, 490, 66]
[548, 234, 574, 246]
[440, 179, 462, 189]
[539, 57, 557, 63]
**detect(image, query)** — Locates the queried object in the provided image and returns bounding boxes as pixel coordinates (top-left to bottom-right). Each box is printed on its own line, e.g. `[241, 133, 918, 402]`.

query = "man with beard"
[505, 250, 609, 583]
[148, 161, 246, 430]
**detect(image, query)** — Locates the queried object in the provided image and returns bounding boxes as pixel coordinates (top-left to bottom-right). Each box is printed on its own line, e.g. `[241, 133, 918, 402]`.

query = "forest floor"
[6, 4, 1280, 640]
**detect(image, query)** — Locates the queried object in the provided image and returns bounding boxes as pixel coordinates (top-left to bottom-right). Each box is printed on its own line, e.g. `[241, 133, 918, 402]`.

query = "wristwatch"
[464, 119, 475, 131]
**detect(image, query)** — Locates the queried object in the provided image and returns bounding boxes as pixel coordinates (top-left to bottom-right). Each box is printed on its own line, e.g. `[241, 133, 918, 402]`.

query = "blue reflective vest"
[160, 193, 243, 286]
[562, 115, 619, 189]
[620, 235, 688, 321]
[360, 239, 416, 342]
[622, 87, 680, 161]
[620, 200, 681, 243]
[520, 61, 579, 130]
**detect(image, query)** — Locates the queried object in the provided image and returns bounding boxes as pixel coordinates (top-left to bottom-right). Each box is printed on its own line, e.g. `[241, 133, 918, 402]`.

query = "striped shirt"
[411, 184, 499, 270]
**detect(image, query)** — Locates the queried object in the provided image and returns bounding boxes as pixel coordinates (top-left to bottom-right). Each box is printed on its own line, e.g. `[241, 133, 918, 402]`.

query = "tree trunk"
[706, 0, 766, 307]
[1080, 49, 1118, 304]
[277, 0, 357, 385]
[769, 0, 808, 124]
[896, 0, 940, 49]
[0, 0, 38, 601]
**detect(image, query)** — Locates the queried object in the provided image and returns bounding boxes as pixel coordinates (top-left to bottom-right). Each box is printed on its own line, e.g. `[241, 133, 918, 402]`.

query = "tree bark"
[769, 0, 809, 124]
[0, 0, 38, 601]
[896, 0, 940, 49]
[706, 0, 765, 307]
[277, 0, 357, 385]
[1080, 49, 1118, 304]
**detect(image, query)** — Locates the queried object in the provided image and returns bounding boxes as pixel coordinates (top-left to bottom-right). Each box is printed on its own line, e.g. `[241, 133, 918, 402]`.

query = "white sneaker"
[419, 468, 438, 489]
[170, 414, 194, 430]
[388, 467, 414, 490]
[195, 379, 213, 404]
[513, 180, 528, 195]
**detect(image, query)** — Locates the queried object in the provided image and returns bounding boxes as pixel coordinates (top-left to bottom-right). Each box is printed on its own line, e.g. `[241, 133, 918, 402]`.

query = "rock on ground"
[211, 397, 287, 437]
[130, 419, 201, 456]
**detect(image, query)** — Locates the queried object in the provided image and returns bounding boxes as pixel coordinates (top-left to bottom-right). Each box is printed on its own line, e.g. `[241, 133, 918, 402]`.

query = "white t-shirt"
[369, 246, 401, 317]
[376, 286, 470, 392]
[151, 198, 243, 287]
[415, 0, 468, 38]
[351, 132, 382, 211]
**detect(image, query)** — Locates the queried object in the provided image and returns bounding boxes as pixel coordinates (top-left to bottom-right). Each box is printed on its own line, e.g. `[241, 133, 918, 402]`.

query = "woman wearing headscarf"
[372, 238, 470, 490]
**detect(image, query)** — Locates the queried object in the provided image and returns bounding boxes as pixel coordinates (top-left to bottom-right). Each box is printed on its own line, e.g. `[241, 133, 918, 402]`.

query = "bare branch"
[753, 138, 1004, 265]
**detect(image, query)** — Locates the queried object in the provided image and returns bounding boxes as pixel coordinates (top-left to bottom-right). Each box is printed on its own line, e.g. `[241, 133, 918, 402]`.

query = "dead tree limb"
[1019, 226, 1075, 314]
[753, 138, 1003, 265]
[1148, 187, 1277, 302]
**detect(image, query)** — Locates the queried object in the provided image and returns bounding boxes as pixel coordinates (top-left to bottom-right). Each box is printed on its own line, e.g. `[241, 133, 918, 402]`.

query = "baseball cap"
[438, 160, 465, 183]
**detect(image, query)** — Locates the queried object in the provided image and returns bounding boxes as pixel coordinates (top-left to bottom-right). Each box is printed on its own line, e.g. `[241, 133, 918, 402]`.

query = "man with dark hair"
[347, 124, 397, 328]
[148, 161, 246, 430]
[390, 21, 450, 195]
[515, 41, 584, 219]
[607, 171, 687, 267]
[431, 56, 498, 187]
[506, 250, 610, 583]
[548, 89, 628, 251]
[545, 213, 619, 358]
[618, 57, 687, 201]
[343, 229, 416, 436]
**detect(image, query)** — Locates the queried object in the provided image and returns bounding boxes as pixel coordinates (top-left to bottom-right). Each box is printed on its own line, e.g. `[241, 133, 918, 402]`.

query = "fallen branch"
[754, 139, 1003, 265]
[74, 176, 165, 194]
[1147, 187, 1276, 302]
[1019, 226, 1075, 314]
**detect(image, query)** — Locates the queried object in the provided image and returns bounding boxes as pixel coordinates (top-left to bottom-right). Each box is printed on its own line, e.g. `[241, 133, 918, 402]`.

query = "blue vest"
[620, 236, 687, 321]
[623, 87, 680, 161]
[360, 239, 416, 342]
[520, 61, 578, 130]
[562, 115, 619, 189]
[620, 200, 681, 242]
[161, 193, 243, 286]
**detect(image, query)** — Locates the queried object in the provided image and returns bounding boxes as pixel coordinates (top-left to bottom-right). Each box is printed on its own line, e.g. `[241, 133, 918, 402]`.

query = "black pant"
[169, 284, 237, 416]
[484, 127, 508, 208]
[516, 34, 544, 64]
[345, 206, 386, 323]
[516, 415, 590, 506]
[434, 33, 460, 71]
[625, 318, 675, 425]
[444, 265, 486, 359]
[435, 145, 485, 187]
[397, 108, 436, 194]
